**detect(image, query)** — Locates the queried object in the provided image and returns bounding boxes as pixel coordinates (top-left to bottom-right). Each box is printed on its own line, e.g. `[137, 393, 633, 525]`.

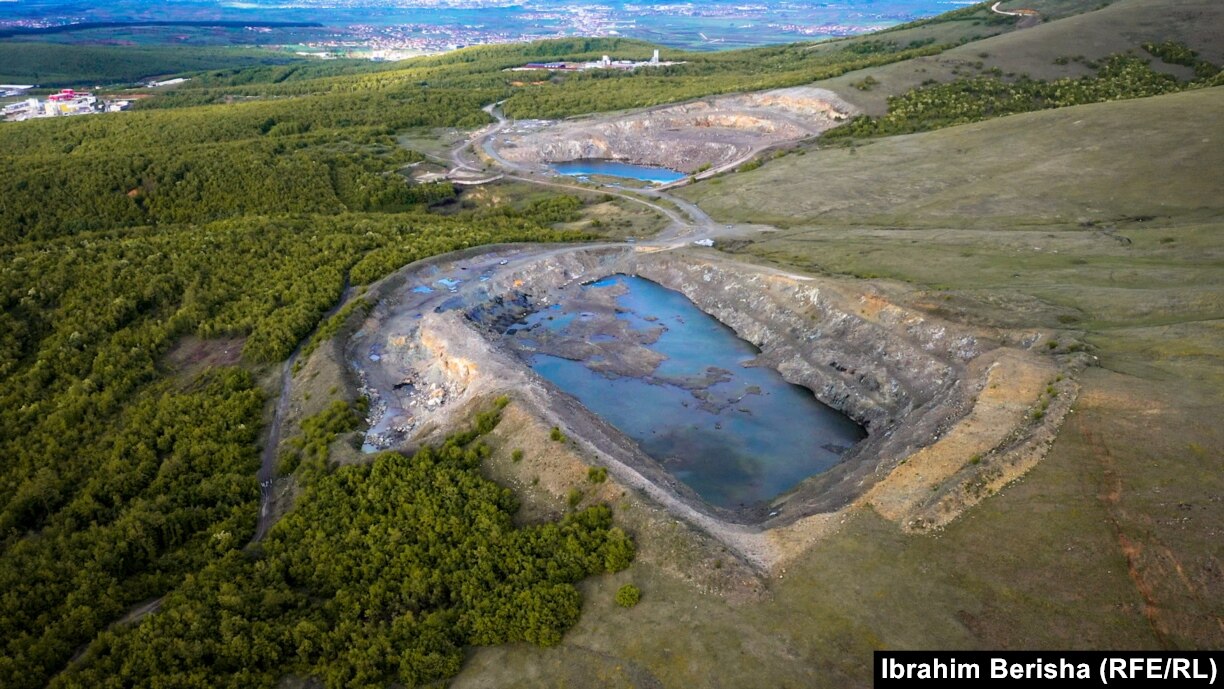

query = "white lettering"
[992, 658, 1009, 679]
[990, 657, 1091, 680]
[1194, 658, 1211, 680]
[882, 657, 981, 680]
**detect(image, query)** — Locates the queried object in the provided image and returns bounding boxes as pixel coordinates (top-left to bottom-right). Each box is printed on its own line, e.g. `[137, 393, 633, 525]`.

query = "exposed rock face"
[476, 248, 988, 514]
[495, 87, 857, 173]
[350, 244, 1072, 568]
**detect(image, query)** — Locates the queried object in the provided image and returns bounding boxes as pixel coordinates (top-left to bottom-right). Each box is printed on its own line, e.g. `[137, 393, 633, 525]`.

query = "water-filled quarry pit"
[505, 274, 865, 510]
[348, 245, 1077, 568]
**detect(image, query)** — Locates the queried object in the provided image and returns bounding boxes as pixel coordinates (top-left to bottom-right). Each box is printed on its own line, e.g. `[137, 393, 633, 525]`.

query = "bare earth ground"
[161, 335, 244, 380]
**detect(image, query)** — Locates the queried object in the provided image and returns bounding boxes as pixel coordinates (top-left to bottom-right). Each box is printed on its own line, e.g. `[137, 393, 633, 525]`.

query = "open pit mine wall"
[498, 110, 796, 172]
[501, 125, 755, 174]
[497, 88, 855, 174]
[486, 247, 992, 510]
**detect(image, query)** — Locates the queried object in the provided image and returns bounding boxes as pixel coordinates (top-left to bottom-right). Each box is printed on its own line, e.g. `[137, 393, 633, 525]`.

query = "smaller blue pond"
[551, 159, 687, 184]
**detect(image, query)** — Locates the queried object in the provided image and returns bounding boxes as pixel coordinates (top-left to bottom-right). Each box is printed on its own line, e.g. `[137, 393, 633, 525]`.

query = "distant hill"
[817, 0, 1223, 114]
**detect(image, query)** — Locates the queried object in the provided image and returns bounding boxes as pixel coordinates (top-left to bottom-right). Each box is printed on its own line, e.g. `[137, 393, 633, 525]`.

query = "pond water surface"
[519, 275, 865, 510]
[550, 159, 687, 184]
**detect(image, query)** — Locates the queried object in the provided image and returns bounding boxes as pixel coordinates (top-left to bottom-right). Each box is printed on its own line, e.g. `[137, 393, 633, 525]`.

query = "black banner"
[875, 651, 1222, 687]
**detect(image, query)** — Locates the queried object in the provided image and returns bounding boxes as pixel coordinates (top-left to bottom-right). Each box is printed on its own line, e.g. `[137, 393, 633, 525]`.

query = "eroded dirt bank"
[347, 244, 1077, 569]
[493, 87, 856, 174]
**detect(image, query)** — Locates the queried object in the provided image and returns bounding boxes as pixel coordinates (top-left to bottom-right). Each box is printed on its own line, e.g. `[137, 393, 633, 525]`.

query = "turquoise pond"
[519, 275, 865, 510]
[550, 159, 687, 184]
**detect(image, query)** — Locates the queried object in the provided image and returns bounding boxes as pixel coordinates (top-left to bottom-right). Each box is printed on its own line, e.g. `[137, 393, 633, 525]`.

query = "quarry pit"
[346, 244, 1077, 569]
[492, 86, 857, 176]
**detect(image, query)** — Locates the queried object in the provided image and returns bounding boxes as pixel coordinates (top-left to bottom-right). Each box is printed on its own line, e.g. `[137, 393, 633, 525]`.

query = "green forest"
[51, 408, 634, 689]
[0, 40, 616, 687]
[0, 42, 305, 87]
[102, 36, 949, 120]
[0, 207, 587, 688]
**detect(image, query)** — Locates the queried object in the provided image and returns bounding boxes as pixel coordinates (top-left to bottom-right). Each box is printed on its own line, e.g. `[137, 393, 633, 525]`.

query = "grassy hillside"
[682, 88, 1224, 229]
[819, 0, 1224, 114]
[679, 89, 1224, 361]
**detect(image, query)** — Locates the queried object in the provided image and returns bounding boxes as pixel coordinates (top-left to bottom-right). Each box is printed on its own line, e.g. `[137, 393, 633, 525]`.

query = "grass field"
[677, 88, 1224, 348]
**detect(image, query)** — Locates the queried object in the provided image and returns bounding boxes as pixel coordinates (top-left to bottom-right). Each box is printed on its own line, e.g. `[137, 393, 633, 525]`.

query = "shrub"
[512, 449, 524, 462]
[588, 466, 608, 483]
[615, 584, 641, 608]
[567, 487, 585, 507]
[852, 75, 880, 91]
[550, 426, 567, 442]
[277, 449, 302, 476]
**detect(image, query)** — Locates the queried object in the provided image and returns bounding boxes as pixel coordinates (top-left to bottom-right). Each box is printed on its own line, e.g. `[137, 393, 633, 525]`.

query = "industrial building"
[2, 89, 130, 122]
[510, 49, 683, 72]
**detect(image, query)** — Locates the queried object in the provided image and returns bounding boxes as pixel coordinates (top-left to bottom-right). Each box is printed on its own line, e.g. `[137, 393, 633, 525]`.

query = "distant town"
[0, 0, 946, 55]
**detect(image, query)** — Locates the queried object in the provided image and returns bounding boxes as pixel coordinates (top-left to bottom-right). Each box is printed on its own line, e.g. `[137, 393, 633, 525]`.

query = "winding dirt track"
[990, 1, 1041, 24]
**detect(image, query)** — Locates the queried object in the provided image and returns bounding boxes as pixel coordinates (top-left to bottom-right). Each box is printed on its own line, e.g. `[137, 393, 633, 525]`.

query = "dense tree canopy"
[0, 41, 602, 686]
[0, 42, 305, 87]
[53, 414, 634, 689]
[0, 205, 585, 687]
